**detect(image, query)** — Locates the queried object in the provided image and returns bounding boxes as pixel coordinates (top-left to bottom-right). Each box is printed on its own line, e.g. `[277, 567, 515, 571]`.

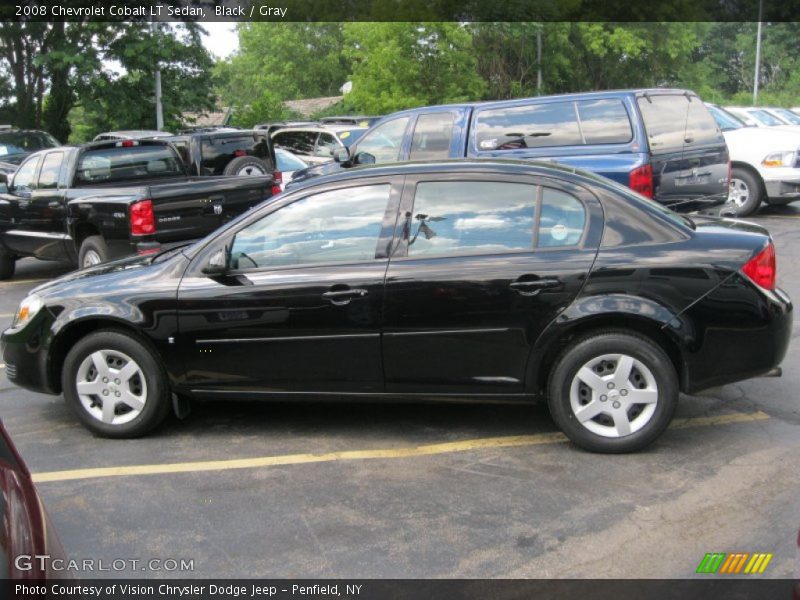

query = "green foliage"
[342, 22, 487, 114]
[0, 22, 215, 142]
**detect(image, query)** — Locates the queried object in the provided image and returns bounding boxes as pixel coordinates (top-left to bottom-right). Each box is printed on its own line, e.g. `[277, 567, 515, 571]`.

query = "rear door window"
[37, 152, 64, 189]
[475, 102, 582, 150]
[637, 95, 689, 152]
[538, 188, 586, 247]
[406, 181, 536, 257]
[409, 112, 456, 160]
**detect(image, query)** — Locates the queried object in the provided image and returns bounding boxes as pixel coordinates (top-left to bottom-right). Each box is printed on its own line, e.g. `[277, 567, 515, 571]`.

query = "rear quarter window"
[475, 99, 633, 151]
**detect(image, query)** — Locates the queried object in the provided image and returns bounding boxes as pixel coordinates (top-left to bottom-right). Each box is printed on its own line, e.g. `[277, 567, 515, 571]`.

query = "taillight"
[272, 170, 283, 196]
[629, 163, 654, 198]
[130, 199, 156, 235]
[234, 150, 246, 157]
[741, 242, 776, 291]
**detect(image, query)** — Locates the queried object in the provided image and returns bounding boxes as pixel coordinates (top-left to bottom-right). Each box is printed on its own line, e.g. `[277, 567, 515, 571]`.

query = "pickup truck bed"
[0, 139, 274, 278]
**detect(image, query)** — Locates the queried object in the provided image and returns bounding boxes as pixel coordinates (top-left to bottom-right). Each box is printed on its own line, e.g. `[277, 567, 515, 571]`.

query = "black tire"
[223, 156, 270, 176]
[547, 330, 678, 453]
[78, 235, 110, 268]
[0, 251, 15, 280]
[729, 167, 763, 217]
[62, 330, 170, 438]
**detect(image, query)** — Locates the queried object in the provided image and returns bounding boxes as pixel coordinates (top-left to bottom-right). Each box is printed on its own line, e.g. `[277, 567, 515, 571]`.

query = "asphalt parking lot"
[1, 205, 799, 580]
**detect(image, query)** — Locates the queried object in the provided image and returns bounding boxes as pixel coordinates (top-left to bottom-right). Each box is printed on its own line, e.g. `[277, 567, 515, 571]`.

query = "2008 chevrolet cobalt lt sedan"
[1, 160, 792, 452]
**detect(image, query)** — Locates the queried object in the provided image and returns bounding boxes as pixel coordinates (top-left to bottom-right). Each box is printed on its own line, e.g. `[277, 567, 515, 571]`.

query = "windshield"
[339, 129, 366, 147]
[772, 108, 800, 126]
[707, 105, 745, 131]
[276, 150, 307, 171]
[75, 145, 184, 184]
[749, 109, 784, 127]
[0, 131, 59, 157]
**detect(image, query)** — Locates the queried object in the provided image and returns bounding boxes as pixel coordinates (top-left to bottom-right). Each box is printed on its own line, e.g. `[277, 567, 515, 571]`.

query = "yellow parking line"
[29, 410, 770, 484]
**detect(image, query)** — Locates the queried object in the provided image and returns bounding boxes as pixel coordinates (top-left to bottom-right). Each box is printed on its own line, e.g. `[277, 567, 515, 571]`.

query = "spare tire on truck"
[223, 156, 269, 176]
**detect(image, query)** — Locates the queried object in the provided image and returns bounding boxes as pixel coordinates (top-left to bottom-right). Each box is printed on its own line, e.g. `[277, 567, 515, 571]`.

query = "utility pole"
[753, 0, 763, 105]
[152, 20, 164, 130]
[536, 28, 542, 94]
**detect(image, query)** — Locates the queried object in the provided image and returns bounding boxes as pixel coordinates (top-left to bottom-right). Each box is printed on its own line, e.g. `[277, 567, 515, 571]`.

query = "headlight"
[11, 294, 43, 330]
[762, 151, 796, 168]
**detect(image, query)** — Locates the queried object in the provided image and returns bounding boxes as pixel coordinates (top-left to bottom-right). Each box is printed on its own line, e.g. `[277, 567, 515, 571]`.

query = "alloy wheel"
[729, 178, 750, 208]
[75, 349, 147, 425]
[82, 249, 102, 268]
[569, 353, 659, 438]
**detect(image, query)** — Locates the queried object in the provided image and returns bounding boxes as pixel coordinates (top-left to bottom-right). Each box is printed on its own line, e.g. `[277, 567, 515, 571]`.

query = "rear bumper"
[681, 280, 793, 393]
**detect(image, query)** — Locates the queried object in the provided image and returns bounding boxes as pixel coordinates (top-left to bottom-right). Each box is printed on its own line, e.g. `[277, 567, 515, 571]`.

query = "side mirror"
[334, 146, 351, 166]
[202, 247, 228, 276]
[354, 151, 375, 166]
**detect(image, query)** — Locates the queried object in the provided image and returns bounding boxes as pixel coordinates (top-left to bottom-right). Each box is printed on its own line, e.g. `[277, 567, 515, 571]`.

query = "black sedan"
[1, 160, 792, 453]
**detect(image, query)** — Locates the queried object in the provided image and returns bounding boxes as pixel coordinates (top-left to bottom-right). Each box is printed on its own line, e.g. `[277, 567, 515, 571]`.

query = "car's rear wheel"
[547, 331, 678, 453]
[0, 251, 15, 280]
[78, 235, 110, 268]
[62, 330, 170, 438]
[223, 156, 269, 176]
[728, 168, 763, 217]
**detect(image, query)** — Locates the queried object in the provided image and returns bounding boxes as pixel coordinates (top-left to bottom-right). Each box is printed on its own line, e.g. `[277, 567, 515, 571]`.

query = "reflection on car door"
[176, 179, 402, 395]
[382, 175, 602, 395]
[1, 154, 44, 257]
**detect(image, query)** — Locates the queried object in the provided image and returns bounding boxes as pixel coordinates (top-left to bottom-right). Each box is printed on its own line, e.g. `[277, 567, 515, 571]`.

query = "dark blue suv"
[290, 89, 730, 213]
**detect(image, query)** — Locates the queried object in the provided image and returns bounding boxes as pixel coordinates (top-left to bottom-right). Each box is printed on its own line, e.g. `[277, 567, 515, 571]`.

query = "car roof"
[287, 158, 603, 194]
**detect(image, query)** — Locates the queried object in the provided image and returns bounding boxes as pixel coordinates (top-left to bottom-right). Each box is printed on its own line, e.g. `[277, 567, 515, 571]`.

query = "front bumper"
[1, 311, 58, 395]
[764, 176, 800, 204]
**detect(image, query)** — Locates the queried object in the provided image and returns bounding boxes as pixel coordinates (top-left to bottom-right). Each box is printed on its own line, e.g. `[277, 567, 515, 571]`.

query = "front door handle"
[509, 278, 560, 296]
[322, 288, 368, 306]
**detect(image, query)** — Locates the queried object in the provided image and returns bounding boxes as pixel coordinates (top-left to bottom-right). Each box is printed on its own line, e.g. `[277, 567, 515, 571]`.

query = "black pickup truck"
[0, 139, 274, 279]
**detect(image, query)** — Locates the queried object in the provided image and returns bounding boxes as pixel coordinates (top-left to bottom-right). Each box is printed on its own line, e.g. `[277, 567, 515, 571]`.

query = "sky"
[200, 22, 240, 59]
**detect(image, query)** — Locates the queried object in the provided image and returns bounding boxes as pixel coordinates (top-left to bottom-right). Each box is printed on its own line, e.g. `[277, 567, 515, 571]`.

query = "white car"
[724, 106, 800, 133]
[761, 107, 800, 128]
[707, 104, 800, 216]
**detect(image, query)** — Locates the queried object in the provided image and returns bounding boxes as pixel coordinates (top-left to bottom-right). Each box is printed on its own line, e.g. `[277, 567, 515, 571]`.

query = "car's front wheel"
[62, 330, 170, 438]
[547, 331, 678, 453]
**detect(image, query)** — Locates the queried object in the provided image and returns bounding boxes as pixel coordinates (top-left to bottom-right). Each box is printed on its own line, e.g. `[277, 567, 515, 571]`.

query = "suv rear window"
[475, 99, 632, 150]
[75, 145, 184, 184]
[637, 95, 688, 152]
[685, 98, 721, 146]
[200, 134, 272, 175]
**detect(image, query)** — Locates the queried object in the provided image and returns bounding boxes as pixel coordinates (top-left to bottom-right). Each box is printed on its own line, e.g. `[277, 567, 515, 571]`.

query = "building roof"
[283, 96, 343, 118]
[181, 107, 233, 128]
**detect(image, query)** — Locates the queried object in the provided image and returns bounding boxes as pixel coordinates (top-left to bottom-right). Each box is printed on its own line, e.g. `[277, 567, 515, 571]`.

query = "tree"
[342, 22, 487, 114]
[0, 22, 214, 142]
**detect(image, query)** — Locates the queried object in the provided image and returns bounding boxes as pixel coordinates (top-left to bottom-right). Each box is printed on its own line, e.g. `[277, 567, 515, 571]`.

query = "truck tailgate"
[148, 176, 272, 242]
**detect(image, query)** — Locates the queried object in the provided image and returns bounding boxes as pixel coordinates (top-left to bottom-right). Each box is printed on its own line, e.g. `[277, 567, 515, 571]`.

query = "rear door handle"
[322, 288, 368, 305]
[509, 278, 560, 296]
